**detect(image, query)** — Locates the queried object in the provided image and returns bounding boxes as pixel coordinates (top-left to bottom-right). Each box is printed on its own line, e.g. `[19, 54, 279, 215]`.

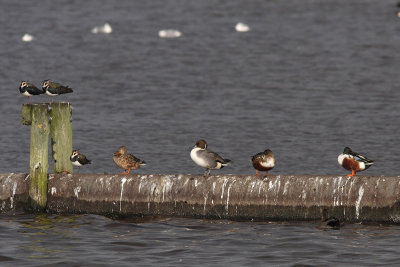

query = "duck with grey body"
[190, 139, 231, 176]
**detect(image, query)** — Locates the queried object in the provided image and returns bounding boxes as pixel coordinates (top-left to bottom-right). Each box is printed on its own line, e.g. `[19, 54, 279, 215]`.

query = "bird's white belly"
[261, 158, 275, 168]
[72, 161, 82, 167]
[46, 91, 57, 96]
[22, 91, 32, 96]
[190, 148, 209, 168]
[337, 154, 348, 165]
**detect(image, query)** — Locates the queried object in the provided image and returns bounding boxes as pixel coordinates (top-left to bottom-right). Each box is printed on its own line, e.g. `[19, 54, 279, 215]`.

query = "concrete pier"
[0, 173, 29, 212]
[1, 173, 400, 224]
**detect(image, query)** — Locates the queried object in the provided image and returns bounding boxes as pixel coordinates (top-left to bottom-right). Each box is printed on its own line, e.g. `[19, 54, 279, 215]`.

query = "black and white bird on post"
[19, 81, 44, 104]
[42, 80, 73, 103]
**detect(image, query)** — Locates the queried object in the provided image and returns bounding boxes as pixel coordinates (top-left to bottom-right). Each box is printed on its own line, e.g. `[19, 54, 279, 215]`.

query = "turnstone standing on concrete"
[70, 150, 91, 173]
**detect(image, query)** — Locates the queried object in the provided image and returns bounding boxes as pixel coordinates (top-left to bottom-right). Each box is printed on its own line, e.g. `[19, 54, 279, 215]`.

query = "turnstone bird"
[337, 147, 374, 177]
[251, 149, 275, 176]
[70, 150, 91, 173]
[190, 139, 231, 176]
[19, 81, 44, 103]
[42, 80, 73, 103]
[113, 146, 146, 174]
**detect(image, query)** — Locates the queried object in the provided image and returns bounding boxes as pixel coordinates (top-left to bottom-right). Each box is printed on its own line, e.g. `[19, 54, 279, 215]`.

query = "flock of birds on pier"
[19, 81, 375, 178]
[19, 80, 375, 229]
[70, 140, 373, 180]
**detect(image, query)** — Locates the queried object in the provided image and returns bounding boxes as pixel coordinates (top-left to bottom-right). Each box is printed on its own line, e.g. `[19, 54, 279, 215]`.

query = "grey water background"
[1, 0, 400, 176]
[1, 0, 400, 266]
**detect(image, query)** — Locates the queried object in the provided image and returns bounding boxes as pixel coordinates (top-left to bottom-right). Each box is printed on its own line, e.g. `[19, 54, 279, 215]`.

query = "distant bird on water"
[91, 23, 112, 34]
[235, 22, 250, 32]
[70, 150, 91, 173]
[158, 29, 182, 38]
[42, 80, 73, 103]
[190, 139, 231, 176]
[19, 81, 44, 104]
[337, 147, 374, 177]
[22, 33, 34, 42]
[319, 209, 340, 230]
[251, 149, 275, 176]
[113, 146, 146, 174]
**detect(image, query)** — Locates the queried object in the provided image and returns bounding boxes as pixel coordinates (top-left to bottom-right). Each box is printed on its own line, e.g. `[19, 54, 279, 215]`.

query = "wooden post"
[22, 104, 50, 210]
[50, 103, 73, 174]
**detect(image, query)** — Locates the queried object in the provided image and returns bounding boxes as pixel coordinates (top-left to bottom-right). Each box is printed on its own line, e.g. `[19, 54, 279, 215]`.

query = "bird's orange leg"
[347, 170, 356, 177]
[126, 168, 131, 174]
[256, 170, 259, 175]
[121, 169, 127, 174]
[265, 171, 269, 176]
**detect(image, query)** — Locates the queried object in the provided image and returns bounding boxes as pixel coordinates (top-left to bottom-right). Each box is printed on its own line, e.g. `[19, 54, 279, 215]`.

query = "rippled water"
[0, 0, 400, 176]
[1, 0, 400, 265]
[0, 213, 399, 267]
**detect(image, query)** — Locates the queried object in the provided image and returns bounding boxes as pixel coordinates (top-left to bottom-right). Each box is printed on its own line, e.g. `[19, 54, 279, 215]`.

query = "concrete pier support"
[1, 173, 400, 224]
[0, 173, 29, 212]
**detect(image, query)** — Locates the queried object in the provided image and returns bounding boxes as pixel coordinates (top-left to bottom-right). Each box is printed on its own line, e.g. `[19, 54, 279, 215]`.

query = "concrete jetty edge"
[1, 173, 400, 224]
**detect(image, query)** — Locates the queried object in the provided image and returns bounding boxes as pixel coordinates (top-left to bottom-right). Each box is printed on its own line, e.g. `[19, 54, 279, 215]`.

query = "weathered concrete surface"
[2, 173, 400, 223]
[45, 174, 400, 223]
[0, 173, 29, 212]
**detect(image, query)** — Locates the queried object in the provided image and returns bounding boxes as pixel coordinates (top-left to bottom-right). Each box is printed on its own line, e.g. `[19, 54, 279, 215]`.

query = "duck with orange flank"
[251, 149, 275, 176]
[337, 147, 374, 177]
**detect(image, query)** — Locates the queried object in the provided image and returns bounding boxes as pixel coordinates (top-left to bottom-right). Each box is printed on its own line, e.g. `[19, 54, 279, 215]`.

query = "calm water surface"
[0, 213, 400, 267]
[1, 0, 400, 265]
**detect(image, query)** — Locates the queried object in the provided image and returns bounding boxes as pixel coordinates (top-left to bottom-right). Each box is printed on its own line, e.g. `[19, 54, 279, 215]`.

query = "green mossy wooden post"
[22, 104, 50, 210]
[50, 103, 73, 174]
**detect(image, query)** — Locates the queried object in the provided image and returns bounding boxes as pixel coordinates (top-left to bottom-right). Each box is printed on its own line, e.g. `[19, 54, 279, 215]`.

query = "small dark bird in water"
[190, 139, 231, 176]
[70, 150, 91, 173]
[319, 209, 340, 230]
[251, 149, 276, 176]
[19, 81, 44, 103]
[337, 147, 374, 177]
[113, 146, 146, 174]
[42, 79, 73, 103]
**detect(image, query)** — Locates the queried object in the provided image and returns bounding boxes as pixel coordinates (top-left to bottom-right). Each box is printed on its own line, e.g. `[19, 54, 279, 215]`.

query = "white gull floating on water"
[158, 29, 182, 38]
[22, 33, 34, 42]
[91, 23, 112, 34]
[235, 22, 250, 32]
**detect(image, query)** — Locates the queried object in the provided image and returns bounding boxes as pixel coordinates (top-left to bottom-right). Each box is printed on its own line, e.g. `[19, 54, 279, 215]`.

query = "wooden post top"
[22, 103, 71, 125]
